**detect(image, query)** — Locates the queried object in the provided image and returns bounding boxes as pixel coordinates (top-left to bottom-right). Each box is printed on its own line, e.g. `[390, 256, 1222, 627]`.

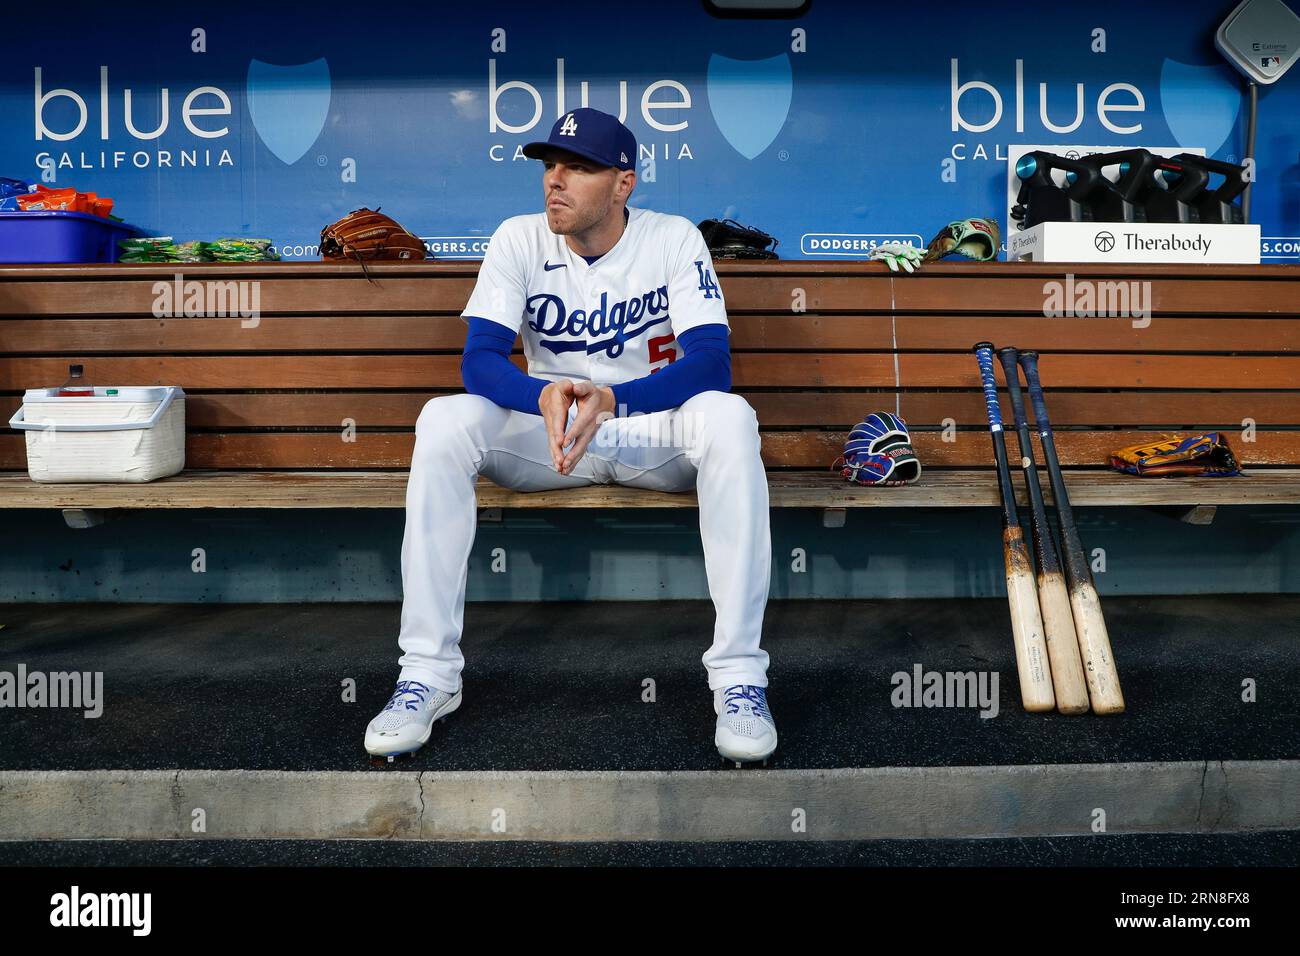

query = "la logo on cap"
[560, 113, 578, 136]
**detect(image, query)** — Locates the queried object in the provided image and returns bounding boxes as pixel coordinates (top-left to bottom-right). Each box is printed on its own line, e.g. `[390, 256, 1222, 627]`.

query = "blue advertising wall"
[2, 0, 1297, 261]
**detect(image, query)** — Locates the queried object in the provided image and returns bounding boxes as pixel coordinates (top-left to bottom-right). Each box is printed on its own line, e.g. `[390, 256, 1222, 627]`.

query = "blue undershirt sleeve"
[609, 322, 731, 416]
[460, 316, 551, 416]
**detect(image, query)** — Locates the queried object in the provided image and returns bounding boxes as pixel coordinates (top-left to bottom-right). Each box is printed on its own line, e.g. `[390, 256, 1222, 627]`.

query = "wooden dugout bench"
[1, 259, 1299, 524]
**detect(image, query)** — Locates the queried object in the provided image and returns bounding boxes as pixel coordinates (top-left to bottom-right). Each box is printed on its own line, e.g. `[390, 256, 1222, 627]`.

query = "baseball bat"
[973, 343, 1055, 712]
[997, 347, 1090, 714]
[1018, 350, 1126, 714]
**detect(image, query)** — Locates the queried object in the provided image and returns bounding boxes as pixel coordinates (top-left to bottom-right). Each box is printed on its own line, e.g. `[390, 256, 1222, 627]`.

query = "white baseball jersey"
[460, 206, 728, 388]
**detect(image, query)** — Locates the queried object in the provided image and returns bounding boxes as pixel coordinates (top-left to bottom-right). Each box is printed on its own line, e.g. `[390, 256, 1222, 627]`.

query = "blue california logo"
[246, 57, 332, 165]
[1157, 58, 1241, 156]
[706, 53, 792, 160]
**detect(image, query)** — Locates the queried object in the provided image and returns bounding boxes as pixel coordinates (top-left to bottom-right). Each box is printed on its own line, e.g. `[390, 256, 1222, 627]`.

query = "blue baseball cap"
[523, 108, 637, 171]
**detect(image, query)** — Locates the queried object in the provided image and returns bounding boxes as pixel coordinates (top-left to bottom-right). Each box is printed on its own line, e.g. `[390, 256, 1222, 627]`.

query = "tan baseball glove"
[922, 217, 1001, 263]
[1109, 433, 1243, 477]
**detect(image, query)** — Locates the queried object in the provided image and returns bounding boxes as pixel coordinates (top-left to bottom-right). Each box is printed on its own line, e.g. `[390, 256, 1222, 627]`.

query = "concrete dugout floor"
[0, 596, 1296, 772]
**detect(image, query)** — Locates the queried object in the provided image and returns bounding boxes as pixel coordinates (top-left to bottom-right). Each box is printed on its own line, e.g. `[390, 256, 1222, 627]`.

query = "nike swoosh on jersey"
[543, 261, 566, 271]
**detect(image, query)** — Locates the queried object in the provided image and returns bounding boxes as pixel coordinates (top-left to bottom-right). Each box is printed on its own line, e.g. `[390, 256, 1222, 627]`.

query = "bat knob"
[972, 341, 995, 353]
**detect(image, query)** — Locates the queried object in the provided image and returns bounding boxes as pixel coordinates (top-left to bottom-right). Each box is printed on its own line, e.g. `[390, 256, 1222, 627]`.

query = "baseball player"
[365, 108, 776, 766]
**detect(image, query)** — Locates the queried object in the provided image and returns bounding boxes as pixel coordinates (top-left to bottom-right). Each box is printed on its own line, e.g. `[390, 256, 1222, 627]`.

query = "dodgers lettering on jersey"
[460, 206, 728, 387]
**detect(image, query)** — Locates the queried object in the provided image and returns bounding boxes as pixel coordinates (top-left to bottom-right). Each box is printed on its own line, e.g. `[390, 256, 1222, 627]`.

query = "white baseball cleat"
[365, 680, 461, 761]
[714, 684, 777, 767]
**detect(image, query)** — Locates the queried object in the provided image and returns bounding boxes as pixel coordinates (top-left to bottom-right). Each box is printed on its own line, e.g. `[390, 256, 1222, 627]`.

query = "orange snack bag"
[14, 184, 116, 216]
[18, 187, 77, 210]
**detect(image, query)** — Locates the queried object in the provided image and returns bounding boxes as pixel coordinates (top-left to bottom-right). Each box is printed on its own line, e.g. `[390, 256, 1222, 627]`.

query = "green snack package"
[173, 240, 210, 262]
[205, 237, 280, 262]
[118, 236, 175, 251]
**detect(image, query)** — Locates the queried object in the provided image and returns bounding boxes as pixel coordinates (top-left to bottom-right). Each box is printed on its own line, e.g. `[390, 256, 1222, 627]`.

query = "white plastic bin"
[9, 386, 186, 482]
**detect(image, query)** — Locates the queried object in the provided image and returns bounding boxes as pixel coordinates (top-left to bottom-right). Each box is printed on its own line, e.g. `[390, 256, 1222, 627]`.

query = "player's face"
[541, 151, 626, 235]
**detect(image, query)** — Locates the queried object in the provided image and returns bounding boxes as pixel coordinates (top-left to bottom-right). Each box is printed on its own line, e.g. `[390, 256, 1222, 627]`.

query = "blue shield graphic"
[1158, 59, 1241, 156]
[706, 53, 792, 160]
[246, 57, 331, 165]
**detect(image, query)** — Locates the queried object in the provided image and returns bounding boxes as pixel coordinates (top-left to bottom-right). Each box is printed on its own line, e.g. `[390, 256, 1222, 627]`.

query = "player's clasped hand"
[539, 379, 617, 475]
[539, 379, 577, 471]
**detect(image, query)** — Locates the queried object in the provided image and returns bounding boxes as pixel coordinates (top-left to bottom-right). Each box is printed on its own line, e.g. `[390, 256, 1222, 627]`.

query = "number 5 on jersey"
[694, 260, 720, 299]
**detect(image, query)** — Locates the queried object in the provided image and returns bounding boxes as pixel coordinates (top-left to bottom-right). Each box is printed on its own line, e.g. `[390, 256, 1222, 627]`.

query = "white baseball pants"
[395, 389, 772, 693]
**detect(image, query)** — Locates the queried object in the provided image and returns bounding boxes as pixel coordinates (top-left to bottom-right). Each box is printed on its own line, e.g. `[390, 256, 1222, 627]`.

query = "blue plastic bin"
[0, 210, 139, 264]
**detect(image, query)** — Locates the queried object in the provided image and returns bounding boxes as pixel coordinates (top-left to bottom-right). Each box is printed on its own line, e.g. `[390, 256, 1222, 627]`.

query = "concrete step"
[4, 762, 1298, 842]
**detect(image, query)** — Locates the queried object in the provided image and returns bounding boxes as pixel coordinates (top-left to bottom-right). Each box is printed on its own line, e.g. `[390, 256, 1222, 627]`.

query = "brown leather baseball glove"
[320, 206, 427, 283]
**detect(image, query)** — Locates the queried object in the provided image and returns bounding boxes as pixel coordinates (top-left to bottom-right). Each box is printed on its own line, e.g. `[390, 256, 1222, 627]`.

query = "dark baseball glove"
[320, 206, 428, 283]
[697, 218, 779, 260]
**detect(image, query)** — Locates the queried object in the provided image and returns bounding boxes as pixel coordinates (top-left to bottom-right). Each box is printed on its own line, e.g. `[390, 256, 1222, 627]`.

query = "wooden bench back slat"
[0, 276, 479, 316]
[4, 353, 1299, 390]
[3, 263, 1297, 316]
[6, 390, 1297, 430]
[5, 314, 1300, 353]
[4, 429, 1297, 471]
